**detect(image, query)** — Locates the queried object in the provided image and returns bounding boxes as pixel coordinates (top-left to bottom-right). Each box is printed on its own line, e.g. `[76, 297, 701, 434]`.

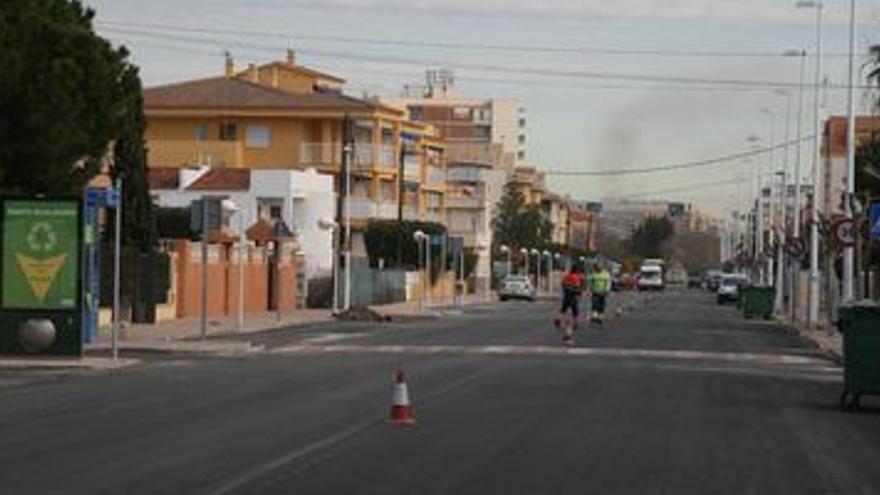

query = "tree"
[492, 181, 552, 251]
[628, 216, 674, 259]
[0, 1, 138, 195]
[855, 131, 880, 199]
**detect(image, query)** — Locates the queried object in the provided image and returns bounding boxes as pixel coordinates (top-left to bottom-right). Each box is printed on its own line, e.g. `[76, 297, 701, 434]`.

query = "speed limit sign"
[831, 218, 857, 248]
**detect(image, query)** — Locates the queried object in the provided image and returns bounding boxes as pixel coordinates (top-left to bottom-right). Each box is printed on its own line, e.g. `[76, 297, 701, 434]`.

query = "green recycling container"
[741, 286, 775, 319]
[838, 302, 880, 412]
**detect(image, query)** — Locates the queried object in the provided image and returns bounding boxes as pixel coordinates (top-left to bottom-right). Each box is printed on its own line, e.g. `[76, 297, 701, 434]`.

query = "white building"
[148, 166, 335, 277]
[445, 161, 507, 286]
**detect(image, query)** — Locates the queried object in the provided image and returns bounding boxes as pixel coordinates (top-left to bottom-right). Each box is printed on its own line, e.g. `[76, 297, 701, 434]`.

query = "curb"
[0, 357, 141, 371]
[87, 341, 265, 357]
[775, 318, 843, 365]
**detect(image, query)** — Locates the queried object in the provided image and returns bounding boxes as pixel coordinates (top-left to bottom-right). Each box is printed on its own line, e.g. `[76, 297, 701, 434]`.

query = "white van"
[637, 265, 665, 291]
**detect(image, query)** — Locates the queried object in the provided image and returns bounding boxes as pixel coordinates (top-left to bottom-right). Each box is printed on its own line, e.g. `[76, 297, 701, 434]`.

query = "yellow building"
[143, 51, 446, 231]
[511, 166, 546, 206]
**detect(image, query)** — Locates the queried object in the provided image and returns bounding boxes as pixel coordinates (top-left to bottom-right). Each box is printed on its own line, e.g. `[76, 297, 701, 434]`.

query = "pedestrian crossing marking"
[272, 343, 830, 366]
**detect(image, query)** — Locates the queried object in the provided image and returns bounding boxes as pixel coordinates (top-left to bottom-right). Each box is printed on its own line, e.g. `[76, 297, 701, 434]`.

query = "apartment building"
[821, 116, 880, 218]
[540, 193, 570, 246]
[445, 161, 507, 286]
[382, 70, 525, 174]
[143, 51, 447, 256]
[512, 166, 546, 206]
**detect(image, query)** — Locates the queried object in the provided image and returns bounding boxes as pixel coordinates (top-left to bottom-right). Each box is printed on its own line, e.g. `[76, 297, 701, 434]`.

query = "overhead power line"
[100, 26, 862, 90]
[544, 135, 812, 177]
[614, 177, 743, 199]
[98, 19, 856, 59]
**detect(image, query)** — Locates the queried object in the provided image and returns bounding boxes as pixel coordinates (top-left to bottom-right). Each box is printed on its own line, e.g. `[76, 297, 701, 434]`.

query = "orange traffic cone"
[389, 367, 416, 427]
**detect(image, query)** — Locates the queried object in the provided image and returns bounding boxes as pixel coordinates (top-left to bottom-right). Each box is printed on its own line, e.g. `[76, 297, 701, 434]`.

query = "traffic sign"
[869, 202, 880, 239]
[831, 218, 857, 247]
[785, 237, 806, 259]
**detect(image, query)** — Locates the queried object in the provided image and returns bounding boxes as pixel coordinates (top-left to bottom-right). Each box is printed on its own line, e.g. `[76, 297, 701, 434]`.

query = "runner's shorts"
[561, 291, 580, 317]
[591, 293, 607, 313]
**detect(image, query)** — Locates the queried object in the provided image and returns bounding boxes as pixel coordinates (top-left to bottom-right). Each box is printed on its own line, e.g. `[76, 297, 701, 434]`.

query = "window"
[473, 126, 491, 140]
[517, 150, 526, 160]
[270, 205, 282, 219]
[194, 124, 208, 141]
[409, 106, 424, 121]
[246, 125, 270, 149]
[453, 107, 472, 119]
[219, 123, 237, 141]
[518, 134, 526, 144]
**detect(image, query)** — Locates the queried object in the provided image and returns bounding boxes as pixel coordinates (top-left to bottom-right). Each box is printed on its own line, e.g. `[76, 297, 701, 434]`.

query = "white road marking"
[301, 333, 367, 344]
[272, 343, 832, 366]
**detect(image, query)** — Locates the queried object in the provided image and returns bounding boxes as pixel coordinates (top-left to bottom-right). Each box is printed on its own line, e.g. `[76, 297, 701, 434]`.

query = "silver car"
[498, 275, 536, 302]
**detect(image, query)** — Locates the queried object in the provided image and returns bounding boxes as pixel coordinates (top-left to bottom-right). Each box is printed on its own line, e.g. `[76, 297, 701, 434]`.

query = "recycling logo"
[26, 222, 58, 253]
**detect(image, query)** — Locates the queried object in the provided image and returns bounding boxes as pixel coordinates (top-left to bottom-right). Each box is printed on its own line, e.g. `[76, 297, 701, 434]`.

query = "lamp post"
[796, 0, 823, 326]
[318, 218, 340, 315]
[520, 248, 529, 278]
[771, 89, 793, 315]
[530, 248, 541, 293]
[500, 244, 511, 277]
[414, 230, 428, 311]
[783, 48, 808, 320]
[761, 107, 777, 287]
[843, 0, 858, 302]
[543, 250, 552, 294]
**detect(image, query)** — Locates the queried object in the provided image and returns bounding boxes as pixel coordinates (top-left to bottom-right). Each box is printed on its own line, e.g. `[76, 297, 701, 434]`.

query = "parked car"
[637, 266, 665, 291]
[716, 274, 750, 304]
[687, 276, 703, 289]
[499, 275, 536, 302]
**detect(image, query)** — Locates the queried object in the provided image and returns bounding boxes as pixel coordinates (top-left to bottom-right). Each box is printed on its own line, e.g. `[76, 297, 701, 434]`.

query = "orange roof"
[144, 77, 384, 113]
[186, 168, 250, 191]
[823, 116, 880, 157]
[148, 168, 180, 190]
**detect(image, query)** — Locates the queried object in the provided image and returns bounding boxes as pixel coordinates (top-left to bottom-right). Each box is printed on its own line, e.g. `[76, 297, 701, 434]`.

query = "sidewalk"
[85, 309, 334, 355]
[780, 317, 842, 363]
[0, 356, 140, 370]
[371, 294, 501, 319]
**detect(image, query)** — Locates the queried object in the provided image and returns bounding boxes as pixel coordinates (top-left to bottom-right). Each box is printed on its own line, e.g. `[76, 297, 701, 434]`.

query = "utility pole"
[843, 0, 858, 302]
[111, 177, 122, 362]
[808, 2, 824, 326]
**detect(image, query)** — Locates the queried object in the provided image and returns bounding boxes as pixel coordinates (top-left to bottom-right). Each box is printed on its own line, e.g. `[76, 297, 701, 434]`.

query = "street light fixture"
[500, 244, 511, 277]
[414, 230, 429, 311]
[530, 248, 540, 292]
[318, 218, 340, 315]
[520, 247, 529, 277]
[796, 0, 823, 326]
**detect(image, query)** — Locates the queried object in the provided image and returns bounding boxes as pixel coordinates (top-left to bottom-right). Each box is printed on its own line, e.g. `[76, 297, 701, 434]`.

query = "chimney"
[286, 48, 296, 66]
[224, 51, 234, 78]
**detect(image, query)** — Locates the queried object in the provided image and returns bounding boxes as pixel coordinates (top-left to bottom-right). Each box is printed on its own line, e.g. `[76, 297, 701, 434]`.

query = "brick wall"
[173, 241, 298, 319]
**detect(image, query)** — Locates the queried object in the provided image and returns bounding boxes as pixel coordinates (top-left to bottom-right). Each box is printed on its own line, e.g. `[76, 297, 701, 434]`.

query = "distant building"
[821, 116, 880, 217]
[382, 70, 525, 174]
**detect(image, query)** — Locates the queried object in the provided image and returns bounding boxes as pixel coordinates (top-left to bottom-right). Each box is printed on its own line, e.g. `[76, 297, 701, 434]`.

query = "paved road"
[3, 291, 880, 494]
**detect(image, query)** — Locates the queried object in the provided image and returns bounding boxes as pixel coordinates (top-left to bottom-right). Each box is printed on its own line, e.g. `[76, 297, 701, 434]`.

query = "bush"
[364, 220, 446, 270]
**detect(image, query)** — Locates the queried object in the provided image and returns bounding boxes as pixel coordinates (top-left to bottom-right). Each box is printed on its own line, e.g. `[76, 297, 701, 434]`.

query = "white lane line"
[272, 344, 832, 366]
[301, 333, 367, 344]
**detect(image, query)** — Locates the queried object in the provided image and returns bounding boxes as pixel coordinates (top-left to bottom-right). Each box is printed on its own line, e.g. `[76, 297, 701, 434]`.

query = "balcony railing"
[446, 196, 484, 209]
[148, 139, 242, 168]
[427, 167, 446, 185]
[347, 198, 397, 220]
[403, 155, 421, 180]
[446, 143, 497, 165]
[353, 143, 396, 168]
[299, 142, 341, 167]
[447, 167, 485, 183]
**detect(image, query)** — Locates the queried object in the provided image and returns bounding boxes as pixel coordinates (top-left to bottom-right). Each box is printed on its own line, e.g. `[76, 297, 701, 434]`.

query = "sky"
[85, 0, 880, 217]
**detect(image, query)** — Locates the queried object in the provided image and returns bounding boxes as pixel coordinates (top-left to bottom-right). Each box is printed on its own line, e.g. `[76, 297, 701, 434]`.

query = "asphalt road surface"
[3, 291, 880, 494]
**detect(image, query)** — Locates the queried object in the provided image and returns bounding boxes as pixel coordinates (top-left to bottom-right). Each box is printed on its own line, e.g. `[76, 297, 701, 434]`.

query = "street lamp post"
[500, 244, 511, 278]
[520, 248, 529, 278]
[318, 218, 340, 315]
[221, 199, 245, 332]
[796, 0, 824, 326]
[843, 0, 858, 302]
[543, 250, 552, 294]
[783, 48, 808, 320]
[761, 108, 777, 287]
[530, 248, 541, 294]
[414, 230, 427, 311]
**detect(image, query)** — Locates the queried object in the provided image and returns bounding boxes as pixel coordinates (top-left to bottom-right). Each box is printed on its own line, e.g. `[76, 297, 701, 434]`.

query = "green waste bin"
[741, 286, 774, 319]
[837, 301, 880, 412]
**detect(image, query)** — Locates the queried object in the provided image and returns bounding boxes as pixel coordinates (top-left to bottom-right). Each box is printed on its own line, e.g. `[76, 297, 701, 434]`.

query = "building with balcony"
[821, 116, 880, 218]
[143, 51, 447, 257]
[512, 166, 546, 206]
[445, 162, 507, 285]
[541, 193, 571, 246]
[381, 70, 525, 174]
